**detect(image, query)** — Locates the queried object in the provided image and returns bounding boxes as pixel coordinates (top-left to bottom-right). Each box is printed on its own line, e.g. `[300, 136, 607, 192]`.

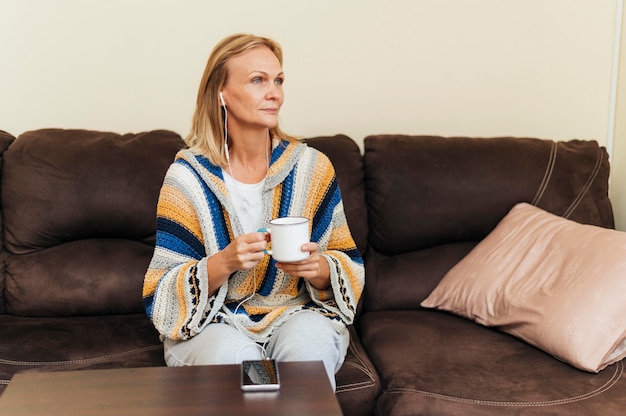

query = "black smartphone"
[240, 359, 281, 392]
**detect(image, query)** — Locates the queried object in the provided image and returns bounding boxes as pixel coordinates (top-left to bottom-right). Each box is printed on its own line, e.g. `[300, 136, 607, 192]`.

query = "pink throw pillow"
[421, 202, 626, 372]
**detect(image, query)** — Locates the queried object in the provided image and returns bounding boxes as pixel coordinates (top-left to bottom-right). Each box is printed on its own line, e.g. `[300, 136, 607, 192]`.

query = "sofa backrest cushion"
[362, 135, 614, 312]
[364, 135, 613, 255]
[0, 130, 16, 315]
[2, 129, 184, 316]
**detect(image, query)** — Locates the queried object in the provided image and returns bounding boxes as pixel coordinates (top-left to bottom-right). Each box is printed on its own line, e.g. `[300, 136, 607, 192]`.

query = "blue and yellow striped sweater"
[143, 139, 364, 342]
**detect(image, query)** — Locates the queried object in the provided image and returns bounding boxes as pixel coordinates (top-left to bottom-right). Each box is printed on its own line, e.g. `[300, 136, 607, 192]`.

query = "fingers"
[275, 249, 320, 279]
[226, 232, 268, 272]
[234, 232, 267, 252]
[226, 237, 322, 276]
[300, 242, 318, 253]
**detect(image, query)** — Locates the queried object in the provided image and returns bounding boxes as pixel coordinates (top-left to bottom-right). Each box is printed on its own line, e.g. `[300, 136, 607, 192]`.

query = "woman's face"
[221, 46, 284, 134]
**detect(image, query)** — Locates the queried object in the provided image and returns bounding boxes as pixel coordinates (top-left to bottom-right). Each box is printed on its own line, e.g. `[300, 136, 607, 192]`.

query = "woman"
[142, 33, 364, 390]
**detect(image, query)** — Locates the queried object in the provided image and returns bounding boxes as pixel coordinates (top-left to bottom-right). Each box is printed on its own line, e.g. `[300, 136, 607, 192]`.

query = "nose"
[266, 82, 282, 101]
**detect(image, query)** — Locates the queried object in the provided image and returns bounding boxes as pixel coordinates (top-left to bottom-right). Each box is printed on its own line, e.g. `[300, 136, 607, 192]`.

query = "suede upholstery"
[1, 129, 624, 416]
[358, 135, 623, 416]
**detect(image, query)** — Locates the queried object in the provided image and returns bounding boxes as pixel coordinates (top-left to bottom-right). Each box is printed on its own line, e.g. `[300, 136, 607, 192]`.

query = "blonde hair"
[185, 33, 297, 165]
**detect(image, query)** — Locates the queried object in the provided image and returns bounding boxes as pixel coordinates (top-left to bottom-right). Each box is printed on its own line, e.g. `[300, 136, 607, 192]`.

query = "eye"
[251, 77, 263, 84]
[274, 77, 284, 86]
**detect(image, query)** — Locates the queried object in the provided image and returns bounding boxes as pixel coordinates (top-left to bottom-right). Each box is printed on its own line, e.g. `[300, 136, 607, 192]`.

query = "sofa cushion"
[0, 130, 16, 315]
[335, 325, 381, 416]
[3, 129, 184, 251]
[363, 135, 613, 256]
[421, 202, 626, 372]
[2, 129, 184, 316]
[359, 310, 626, 416]
[0, 313, 165, 397]
[364, 242, 475, 312]
[361, 135, 614, 314]
[5, 240, 154, 316]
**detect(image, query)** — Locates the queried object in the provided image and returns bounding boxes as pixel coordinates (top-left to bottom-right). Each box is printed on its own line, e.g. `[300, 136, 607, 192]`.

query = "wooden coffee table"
[0, 361, 343, 415]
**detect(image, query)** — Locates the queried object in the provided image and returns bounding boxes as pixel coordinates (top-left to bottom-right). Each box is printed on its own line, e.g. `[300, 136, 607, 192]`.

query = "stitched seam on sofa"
[336, 362, 376, 390]
[335, 339, 378, 393]
[531, 141, 557, 206]
[345, 336, 376, 384]
[0, 345, 163, 366]
[0, 379, 9, 385]
[341, 360, 375, 380]
[347, 336, 376, 383]
[563, 145, 602, 219]
[343, 358, 375, 382]
[337, 380, 377, 393]
[383, 361, 622, 407]
[336, 360, 377, 393]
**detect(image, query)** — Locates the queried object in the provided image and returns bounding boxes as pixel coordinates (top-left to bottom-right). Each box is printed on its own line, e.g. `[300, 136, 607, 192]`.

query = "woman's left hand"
[275, 242, 330, 290]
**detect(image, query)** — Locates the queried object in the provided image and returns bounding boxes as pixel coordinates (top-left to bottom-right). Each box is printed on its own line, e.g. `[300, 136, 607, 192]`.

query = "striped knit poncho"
[143, 139, 365, 342]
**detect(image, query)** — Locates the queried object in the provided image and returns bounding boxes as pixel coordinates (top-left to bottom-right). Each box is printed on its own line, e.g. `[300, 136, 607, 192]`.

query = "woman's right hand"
[206, 232, 267, 295]
[220, 231, 268, 273]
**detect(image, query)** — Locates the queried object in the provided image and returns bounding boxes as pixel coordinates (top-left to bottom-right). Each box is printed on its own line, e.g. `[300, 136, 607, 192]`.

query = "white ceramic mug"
[260, 217, 310, 262]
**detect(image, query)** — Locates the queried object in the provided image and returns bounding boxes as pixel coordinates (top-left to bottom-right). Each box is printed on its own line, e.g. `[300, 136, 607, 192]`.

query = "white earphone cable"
[220, 91, 272, 349]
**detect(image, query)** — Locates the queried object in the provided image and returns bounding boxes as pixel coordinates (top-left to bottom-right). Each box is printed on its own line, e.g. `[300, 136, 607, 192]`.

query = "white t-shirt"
[223, 170, 265, 234]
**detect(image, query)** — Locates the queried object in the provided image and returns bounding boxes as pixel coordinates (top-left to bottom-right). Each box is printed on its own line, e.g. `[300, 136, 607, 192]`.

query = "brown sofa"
[0, 128, 625, 415]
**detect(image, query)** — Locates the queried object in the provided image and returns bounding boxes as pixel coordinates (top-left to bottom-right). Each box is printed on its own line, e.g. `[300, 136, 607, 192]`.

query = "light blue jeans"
[163, 311, 350, 391]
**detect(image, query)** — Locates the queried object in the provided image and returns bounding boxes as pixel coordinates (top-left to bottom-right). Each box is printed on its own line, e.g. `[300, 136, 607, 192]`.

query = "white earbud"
[220, 91, 229, 161]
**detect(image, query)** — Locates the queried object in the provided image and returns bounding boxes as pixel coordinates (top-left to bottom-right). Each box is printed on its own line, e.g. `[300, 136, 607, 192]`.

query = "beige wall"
[1, 0, 624, 228]
[611, 2, 626, 230]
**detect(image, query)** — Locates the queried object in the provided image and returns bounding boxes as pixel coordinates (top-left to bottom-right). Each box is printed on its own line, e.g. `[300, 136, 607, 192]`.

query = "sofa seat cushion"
[0, 314, 165, 396]
[359, 310, 626, 416]
[0, 317, 381, 415]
